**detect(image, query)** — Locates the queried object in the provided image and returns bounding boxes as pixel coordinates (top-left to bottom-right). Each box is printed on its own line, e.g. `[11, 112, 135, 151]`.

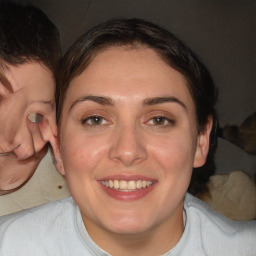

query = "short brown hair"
[0, 2, 61, 73]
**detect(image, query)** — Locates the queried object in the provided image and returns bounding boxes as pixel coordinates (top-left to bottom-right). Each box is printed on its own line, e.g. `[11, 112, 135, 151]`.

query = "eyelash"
[81, 115, 109, 126]
[80, 114, 175, 128]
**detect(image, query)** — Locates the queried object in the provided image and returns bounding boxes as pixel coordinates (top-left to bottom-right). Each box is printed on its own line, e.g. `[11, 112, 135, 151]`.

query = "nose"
[0, 134, 17, 155]
[0, 119, 34, 160]
[108, 124, 147, 166]
[10, 124, 35, 160]
[0, 127, 21, 156]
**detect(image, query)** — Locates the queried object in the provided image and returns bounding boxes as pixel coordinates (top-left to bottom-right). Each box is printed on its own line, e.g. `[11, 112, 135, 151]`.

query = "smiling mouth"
[100, 180, 153, 191]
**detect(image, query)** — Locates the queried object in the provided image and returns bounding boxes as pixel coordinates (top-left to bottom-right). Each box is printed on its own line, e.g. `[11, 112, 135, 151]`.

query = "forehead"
[0, 62, 55, 112]
[66, 47, 193, 105]
[3, 62, 54, 92]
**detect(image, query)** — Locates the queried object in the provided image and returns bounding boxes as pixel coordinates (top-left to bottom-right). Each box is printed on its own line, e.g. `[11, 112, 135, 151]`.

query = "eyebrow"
[31, 100, 54, 106]
[143, 96, 187, 109]
[69, 95, 114, 112]
[69, 95, 187, 112]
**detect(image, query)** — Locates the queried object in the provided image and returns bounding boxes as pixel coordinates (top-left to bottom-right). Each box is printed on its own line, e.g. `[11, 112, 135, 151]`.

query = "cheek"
[0, 100, 26, 139]
[148, 130, 196, 176]
[60, 129, 109, 175]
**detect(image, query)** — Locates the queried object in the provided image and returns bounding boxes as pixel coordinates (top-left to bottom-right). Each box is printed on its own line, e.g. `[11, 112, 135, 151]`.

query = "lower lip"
[99, 182, 156, 201]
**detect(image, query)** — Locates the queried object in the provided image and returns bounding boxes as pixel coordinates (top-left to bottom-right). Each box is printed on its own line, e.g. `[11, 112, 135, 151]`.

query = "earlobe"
[49, 135, 65, 176]
[38, 117, 65, 175]
[55, 155, 65, 176]
[193, 116, 213, 168]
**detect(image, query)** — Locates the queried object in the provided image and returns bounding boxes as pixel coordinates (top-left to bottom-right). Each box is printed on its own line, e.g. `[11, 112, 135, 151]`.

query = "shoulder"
[184, 193, 256, 231]
[0, 197, 75, 233]
[182, 193, 256, 255]
[0, 197, 94, 255]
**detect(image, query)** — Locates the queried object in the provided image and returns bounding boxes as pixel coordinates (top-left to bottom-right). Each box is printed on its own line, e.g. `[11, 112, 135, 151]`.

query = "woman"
[0, 18, 255, 256]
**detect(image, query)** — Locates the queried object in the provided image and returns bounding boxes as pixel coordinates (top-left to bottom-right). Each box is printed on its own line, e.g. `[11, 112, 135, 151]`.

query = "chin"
[102, 212, 153, 235]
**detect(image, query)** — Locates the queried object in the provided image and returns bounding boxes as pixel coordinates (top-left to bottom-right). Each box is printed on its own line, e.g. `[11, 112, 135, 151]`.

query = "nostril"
[108, 129, 147, 165]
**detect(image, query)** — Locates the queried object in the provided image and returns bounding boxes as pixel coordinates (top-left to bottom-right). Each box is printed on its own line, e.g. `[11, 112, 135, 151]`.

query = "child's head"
[0, 2, 60, 192]
[55, 19, 217, 254]
[0, 2, 60, 72]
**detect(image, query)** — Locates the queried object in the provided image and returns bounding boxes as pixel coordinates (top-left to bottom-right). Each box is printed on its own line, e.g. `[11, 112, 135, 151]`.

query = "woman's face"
[59, 47, 210, 239]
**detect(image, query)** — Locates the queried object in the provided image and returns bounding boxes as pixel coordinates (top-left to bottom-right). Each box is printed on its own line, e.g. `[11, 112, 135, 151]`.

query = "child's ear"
[193, 116, 213, 168]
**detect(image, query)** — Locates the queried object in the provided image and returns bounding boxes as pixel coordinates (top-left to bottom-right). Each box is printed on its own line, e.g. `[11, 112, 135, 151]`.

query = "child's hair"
[0, 1, 61, 73]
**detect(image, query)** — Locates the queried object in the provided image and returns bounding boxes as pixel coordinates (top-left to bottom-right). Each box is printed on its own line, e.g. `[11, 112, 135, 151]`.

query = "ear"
[193, 116, 213, 168]
[38, 118, 65, 175]
[50, 135, 65, 176]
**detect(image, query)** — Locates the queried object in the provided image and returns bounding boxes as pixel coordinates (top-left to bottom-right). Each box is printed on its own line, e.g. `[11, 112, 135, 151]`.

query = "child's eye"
[81, 115, 108, 126]
[28, 113, 44, 124]
[147, 116, 174, 126]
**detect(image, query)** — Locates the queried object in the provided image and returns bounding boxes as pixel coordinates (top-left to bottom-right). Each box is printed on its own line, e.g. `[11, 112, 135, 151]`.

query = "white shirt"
[0, 194, 255, 256]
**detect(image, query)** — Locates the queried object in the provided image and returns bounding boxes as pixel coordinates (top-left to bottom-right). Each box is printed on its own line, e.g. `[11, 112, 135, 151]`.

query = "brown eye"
[82, 115, 106, 125]
[152, 116, 166, 125]
[147, 115, 175, 127]
[90, 116, 103, 125]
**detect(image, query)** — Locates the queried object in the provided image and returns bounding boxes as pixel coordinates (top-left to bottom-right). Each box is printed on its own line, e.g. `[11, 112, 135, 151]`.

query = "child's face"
[0, 62, 56, 191]
[58, 47, 210, 242]
[0, 62, 56, 159]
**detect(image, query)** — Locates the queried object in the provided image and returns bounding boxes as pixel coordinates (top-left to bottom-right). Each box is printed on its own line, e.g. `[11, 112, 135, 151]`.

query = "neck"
[0, 146, 47, 195]
[84, 202, 184, 256]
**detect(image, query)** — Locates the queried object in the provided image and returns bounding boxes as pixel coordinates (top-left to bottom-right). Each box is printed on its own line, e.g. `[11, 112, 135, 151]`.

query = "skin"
[57, 46, 212, 255]
[0, 62, 57, 193]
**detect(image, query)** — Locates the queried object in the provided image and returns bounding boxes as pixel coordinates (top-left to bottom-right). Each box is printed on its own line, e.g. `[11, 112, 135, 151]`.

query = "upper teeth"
[101, 180, 153, 190]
